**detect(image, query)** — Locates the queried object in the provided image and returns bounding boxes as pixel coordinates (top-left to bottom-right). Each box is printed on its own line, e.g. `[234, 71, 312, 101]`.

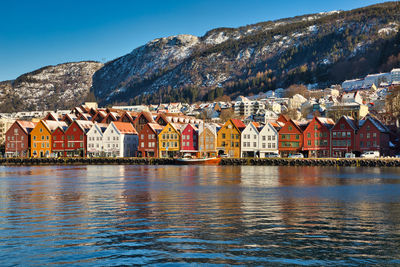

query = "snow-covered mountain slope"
[0, 62, 103, 112]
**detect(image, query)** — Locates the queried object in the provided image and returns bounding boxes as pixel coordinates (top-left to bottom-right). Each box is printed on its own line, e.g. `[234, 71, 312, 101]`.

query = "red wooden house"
[5, 120, 37, 157]
[64, 120, 93, 157]
[52, 125, 67, 157]
[303, 117, 335, 158]
[331, 116, 357, 157]
[355, 115, 391, 156]
[138, 123, 163, 158]
[278, 119, 307, 157]
[180, 124, 199, 156]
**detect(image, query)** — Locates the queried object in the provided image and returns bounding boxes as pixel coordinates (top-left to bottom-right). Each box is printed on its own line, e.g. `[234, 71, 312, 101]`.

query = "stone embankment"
[1, 157, 399, 167]
[221, 158, 400, 167]
[0, 157, 175, 166]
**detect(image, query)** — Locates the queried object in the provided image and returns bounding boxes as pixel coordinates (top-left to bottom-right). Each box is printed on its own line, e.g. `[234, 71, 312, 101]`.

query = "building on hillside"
[216, 119, 245, 158]
[30, 120, 67, 158]
[5, 120, 36, 157]
[330, 116, 357, 157]
[0, 117, 16, 145]
[87, 123, 108, 157]
[278, 119, 307, 157]
[363, 73, 391, 88]
[342, 79, 364, 91]
[326, 92, 369, 121]
[198, 123, 218, 158]
[355, 115, 391, 156]
[64, 120, 93, 157]
[391, 68, 400, 84]
[138, 123, 163, 158]
[103, 122, 138, 157]
[303, 117, 334, 158]
[180, 124, 199, 157]
[158, 123, 181, 158]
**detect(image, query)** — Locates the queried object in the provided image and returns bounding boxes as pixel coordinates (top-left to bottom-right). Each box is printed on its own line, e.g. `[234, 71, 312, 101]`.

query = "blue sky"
[0, 0, 388, 81]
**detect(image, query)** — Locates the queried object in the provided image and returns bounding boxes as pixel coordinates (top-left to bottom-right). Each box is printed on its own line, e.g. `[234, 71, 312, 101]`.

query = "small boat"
[175, 155, 221, 165]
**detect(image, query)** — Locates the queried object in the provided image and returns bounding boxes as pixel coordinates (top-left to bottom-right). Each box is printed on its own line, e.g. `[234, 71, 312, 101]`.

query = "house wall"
[258, 123, 279, 157]
[31, 121, 52, 158]
[158, 124, 180, 158]
[64, 122, 86, 157]
[51, 128, 66, 157]
[217, 120, 241, 158]
[278, 120, 303, 157]
[199, 127, 217, 157]
[87, 125, 104, 157]
[5, 122, 30, 157]
[303, 118, 331, 158]
[331, 117, 356, 157]
[138, 124, 158, 158]
[181, 124, 198, 153]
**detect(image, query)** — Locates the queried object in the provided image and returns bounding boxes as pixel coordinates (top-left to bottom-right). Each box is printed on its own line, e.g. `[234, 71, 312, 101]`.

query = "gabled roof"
[42, 120, 68, 133]
[74, 120, 94, 133]
[135, 111, 156, 124]
[359, 114, 389, 133]
[16, 120, 37, 135]
[231, 119, 246, 131]
[315, 117, 335, 129]
[146, 123, 164, 134]
[340, 115, 358, 131]
[112, 122, 138, 135]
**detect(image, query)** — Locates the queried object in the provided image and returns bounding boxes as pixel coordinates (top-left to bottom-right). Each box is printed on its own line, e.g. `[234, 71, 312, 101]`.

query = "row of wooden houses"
[4, 104, 394, 158]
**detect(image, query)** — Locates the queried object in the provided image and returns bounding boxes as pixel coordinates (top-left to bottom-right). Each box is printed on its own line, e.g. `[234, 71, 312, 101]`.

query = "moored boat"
[175, 157, 221, 165]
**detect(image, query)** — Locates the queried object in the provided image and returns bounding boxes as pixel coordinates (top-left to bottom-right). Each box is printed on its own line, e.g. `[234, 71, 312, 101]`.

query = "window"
[296, 135, 299, 140]
[33, 143, 36, 148]
[262, 136, 266, 141]
[41, 136, 44, 140]
[373, 141, 377, 147]
[222, 133, 226, 139]
[307, 133, 311, 138]
[253, 135, 257, 139]
[308, 140, 311, 146]
[262, 143, 266, 148]
[360, 133, 363, 139]
[367, 133, 370, 139]
[333, 132, 336, 137]
[347, 132, 351, 138]
[347, 140, 351, 146]
[73, 128, 76, 132]
[342, 132, 346, 137]
[373, 133, 377, 138]
[235, 142, 239, 147]
[80, 143, 83, 148]
[54, 136, 57, 140]
[340, 124, 344, 130]
[141, 142, 144, 148]
[288, 126, 292, 131]
[253, 142, 256, 147]
[360, 141, 364, 147]
[243, 142, 247, 148]
[40, 128, 43, 133]
[314, 125, 318, 130]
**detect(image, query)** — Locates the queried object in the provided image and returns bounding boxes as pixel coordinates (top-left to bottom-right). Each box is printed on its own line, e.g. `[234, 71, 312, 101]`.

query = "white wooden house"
[87, 123, 108, 157]
[103, 122, 138, 157]
[241, 122, 261, 157]
[258, 122, 279, 157]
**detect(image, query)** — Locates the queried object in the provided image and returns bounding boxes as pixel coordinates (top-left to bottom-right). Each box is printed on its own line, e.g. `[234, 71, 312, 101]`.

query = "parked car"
[288, 153, 304, 159]
[264, 152, 280, 158]
[360, 151, 380, 158]
[345, 153, 356, 158]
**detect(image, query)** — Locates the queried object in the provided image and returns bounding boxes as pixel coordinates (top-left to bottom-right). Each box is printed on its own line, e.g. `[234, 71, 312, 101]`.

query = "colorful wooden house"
[51, 125, 67, 157]
[303, 117, 335, 158]
[87, 123, 108, 157]
[138, 123, 163, 158]
[64, 120, 94, 157]
[5, 120, 37, 157]
[278, 119, 307, 157]
[331, 116, 357, 157]
[158, 123, 181, 158]
[355, 115, 391, 156]
[198, 123, 219, 158]
[103, 122, 139, 157]
[216, 119, 245, 158]
[31, 120, 67, 158]
[180, 124, 199, 156]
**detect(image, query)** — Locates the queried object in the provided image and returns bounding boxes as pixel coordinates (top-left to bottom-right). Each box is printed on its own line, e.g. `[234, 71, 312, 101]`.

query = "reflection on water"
[1, 165, 400, 265]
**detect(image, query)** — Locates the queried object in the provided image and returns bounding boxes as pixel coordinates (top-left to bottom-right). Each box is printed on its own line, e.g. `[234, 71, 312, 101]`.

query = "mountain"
[0, 62, 103, 112]
[2, 2, 400, 112]
[92, 1, 400, 105]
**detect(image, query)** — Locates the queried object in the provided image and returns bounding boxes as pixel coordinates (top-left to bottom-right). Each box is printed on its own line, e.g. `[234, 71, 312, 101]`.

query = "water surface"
[1, 165, 400, 265]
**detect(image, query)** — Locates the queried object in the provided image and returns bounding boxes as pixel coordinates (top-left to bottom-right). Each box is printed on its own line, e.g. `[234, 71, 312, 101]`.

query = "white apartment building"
[391, 68, 400, 84]
[234, 99, 266, 117]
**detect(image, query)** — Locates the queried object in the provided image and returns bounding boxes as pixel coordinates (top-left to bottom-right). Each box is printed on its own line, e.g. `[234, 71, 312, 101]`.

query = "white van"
[264, 152, 280, 158]
[360, 151, 380, 158]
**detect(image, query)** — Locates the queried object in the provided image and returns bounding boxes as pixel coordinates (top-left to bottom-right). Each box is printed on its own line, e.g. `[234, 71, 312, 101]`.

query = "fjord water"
[1, 165, 400, 265]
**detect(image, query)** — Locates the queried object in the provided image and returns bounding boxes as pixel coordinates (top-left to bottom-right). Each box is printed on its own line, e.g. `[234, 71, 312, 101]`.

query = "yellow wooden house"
[216, 119, 246, 158]
[30, 120, 67, 158]
[158, 123, 181, 158]
[199, 124, 218, 158]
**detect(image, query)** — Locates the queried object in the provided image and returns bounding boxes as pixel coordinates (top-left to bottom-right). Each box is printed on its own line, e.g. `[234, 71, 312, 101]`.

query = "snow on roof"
[342, 115, 357, 130]
[43, 120, 68, 132]
[147, 123, 164, 133]
[17, 120, 37, 134]
[75, 120, 94, 133]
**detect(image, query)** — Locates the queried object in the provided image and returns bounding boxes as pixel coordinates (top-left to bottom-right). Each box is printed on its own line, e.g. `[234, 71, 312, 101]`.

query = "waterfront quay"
[1, 157, 400, 167]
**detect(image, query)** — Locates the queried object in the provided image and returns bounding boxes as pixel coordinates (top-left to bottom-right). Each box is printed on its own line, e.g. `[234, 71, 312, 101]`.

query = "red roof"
[231, 119, 246, 130]
[113, 122, 138, 135]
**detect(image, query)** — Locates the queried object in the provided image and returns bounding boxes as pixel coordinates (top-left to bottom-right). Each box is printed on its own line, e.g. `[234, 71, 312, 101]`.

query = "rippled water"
[1, 165, 400, 265]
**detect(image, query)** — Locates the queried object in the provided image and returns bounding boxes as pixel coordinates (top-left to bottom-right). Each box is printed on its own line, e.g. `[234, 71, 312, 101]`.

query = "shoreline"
[1, 157, 400, 167]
